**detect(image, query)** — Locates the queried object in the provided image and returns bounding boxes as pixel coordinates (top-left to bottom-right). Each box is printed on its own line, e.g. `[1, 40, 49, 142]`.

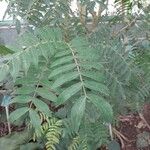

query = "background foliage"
[0, 0, 150, 149]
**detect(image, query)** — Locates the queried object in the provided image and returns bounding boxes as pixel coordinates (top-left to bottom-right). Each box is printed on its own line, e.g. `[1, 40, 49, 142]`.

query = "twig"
[113, 18, 137, 37]
[112, 127, 130, 142]
[139, 113, 150, 130]
[112, 127, 132, 149]
[114, 131, 125, 149]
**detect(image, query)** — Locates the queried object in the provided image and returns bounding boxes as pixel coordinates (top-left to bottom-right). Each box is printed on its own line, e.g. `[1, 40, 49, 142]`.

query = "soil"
[116, 103, 150, 150]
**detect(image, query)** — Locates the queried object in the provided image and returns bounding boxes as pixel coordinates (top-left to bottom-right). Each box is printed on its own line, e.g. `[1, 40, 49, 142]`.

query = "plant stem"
[5, 106, 11, 134]
[109, 123, 113, 140]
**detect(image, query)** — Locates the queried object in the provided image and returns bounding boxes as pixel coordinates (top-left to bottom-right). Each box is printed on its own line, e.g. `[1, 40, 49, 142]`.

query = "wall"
[0, 26, 18, 45]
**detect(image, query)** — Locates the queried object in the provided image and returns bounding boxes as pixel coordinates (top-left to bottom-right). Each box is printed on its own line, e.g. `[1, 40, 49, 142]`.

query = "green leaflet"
[15, 76, 37, 85]
[11, 95, 32, 104]
[15, 86, 34, 95]
[29, 47, 39, 67]
[70, 37, 88, 48]
[108, 140, 121, 150]
[39, 43, 49, 60]
[71, 96, 86, 132]
[81, 70, 105, 82]
[88, 94, 113, 123]
[21, 51, 31, 75]
[20, 143, 43, 150]
[29, 109, 41, 129]
[52, 72, 79, 89]
[49, 63, 76, 78]
[10, 56, 21, 79]
[81, 61, 104, 70]
[0, 130, 32, 150]
[10, 107, 29, 122]
[54, 50, 71, 58]
[84, 80, 109, 96]
[77, 47, 100, 60]
[0, 64, 9, 82]
[32, 98, 51, 116]
[45, 118, 62, 150]
[85, 102, 100, 122]
[18, 32, 38, 47]
[0, 45, 13, 55]
[35, 27, 62, 41]
[2, 27, 62, 81]
[57, 82, 82, 105]
[68, 136, 81, 150]
[36, 87, 57, 102]
[70, 37, 100, 60]
[39, 79, 53, 89]
[51, 55, 73, 67]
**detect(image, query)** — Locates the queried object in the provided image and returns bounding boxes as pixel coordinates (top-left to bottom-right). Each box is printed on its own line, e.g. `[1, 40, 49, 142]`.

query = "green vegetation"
[0, 0, 149, 149]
